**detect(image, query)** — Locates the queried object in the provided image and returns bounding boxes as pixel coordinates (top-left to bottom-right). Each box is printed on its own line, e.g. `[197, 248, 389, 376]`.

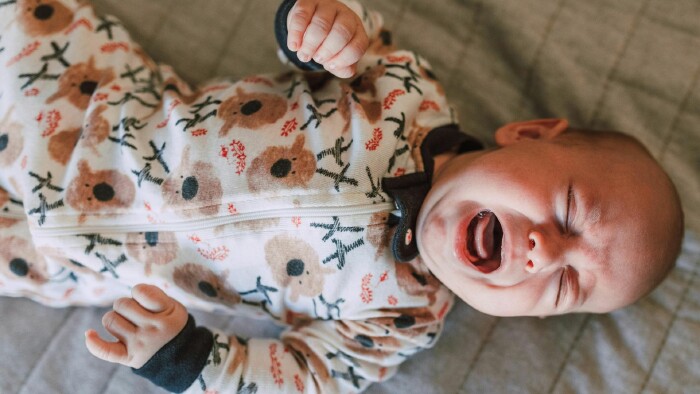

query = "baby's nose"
[524, 230, 562, 273]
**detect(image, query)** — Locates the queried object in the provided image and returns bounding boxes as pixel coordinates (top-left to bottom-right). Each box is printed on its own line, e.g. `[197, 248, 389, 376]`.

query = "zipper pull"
[391, 201, 402, 217]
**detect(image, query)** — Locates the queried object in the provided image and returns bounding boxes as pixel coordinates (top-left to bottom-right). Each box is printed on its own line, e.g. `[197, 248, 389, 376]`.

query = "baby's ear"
[494, 119, 569, 146]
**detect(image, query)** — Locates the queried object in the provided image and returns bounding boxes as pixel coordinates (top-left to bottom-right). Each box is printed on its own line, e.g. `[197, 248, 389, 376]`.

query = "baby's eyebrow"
[576, 189, 602, 228]
[587, 201, 602, 224]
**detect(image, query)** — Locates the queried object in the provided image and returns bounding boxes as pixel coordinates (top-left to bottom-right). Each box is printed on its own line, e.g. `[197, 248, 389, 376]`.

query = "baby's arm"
[285, 0, 369, 78]
[87, 283, 451, 393]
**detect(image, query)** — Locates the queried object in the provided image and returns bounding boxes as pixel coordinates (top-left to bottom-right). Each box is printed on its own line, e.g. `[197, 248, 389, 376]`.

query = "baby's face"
[417, 121, 679, 316]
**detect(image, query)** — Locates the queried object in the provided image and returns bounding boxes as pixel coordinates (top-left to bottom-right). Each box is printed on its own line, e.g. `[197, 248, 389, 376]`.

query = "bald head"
[557, 128, 684, 299]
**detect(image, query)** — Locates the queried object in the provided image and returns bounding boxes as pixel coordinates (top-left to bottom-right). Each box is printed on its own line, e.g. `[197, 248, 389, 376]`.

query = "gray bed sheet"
[2, 0, 700, 393]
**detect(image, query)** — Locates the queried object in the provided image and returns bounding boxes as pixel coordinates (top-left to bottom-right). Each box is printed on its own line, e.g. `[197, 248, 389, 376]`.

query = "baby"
[0, 0, 683, 393]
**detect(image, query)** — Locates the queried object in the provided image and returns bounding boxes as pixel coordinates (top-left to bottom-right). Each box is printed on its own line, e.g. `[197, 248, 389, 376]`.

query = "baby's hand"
[85, 284, 188, 369]
[287, 0, 369, 78]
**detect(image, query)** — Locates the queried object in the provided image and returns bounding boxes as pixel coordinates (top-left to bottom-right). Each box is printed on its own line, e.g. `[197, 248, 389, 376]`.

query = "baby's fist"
[287, 0, 369, 78]
[85, 284, 188, 369]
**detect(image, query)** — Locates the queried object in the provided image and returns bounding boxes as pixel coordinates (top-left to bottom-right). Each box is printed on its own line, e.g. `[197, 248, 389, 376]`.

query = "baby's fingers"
[112, 297, 155, 326]
[296, 2, 337, 63]
[312, 11, 358, 64]
[131, 283, 172, 313]
[326, 64, 357, 79]
[102, 310, 137, 342]
[85, 329, 129, 365]
[287, 0, 317, 52]
[325, 33, 368, 76]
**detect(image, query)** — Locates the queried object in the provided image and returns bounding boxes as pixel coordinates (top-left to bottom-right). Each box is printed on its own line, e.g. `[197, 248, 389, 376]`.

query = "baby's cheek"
[459, 278, 550, 317]
[417, 219, 447, 264]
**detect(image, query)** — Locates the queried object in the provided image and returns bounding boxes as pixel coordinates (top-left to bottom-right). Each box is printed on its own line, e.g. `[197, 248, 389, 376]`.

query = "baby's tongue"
[474, 212, 496, 259]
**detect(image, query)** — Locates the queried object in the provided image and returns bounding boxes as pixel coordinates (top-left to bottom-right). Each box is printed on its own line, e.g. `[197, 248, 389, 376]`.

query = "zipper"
[0, 198, 25, 219]
[31, 202, 398, 237]
[0, 212, 25, 219]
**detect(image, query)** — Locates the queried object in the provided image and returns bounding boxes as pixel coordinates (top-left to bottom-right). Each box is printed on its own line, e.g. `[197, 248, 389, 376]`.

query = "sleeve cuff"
[132, 314, 214, 393]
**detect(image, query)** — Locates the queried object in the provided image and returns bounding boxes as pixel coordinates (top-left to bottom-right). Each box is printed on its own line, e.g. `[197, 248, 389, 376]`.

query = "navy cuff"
[132, 314, 213, 393]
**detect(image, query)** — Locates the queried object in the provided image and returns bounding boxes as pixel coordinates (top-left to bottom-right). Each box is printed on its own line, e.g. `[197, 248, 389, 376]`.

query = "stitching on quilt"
[444, 1, 483, 89]
[547, 314, 591, 393]
[638, 243, 700, 392]
[207, 0, 255, 80]
[457, 316, 501, 392]
[17, 308, 79, 392]
[658, 60, 700, 162]
[97, 357, 121, 393]
[588, 0, 651, 128]
[516, 0, 567, 118]
[143, 1, 175, 48]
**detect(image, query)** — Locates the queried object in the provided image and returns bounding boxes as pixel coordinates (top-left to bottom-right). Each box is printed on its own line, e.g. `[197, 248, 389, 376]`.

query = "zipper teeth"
[0, 212, 25, 219]
[31, 202, 396, 237]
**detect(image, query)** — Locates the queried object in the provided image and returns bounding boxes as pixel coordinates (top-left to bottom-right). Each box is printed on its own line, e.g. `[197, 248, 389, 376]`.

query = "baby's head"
[417, 119, 684, 316]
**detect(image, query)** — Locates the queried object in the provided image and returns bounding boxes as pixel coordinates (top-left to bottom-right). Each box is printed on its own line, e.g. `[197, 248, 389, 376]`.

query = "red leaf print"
[40, 110, 62, 137]
[157, 99, 182, 128]
[24, 88, 39, 97]
[292, 216, 301, 227]
[388, 295, 398, 305]
[93, 92, 108, 102]
[65, 18, 93, 34]
[379, 271, 388, 282]
[144, 202, 160, 225]
[220, 140, 247, 175]
[361, 273, 373, 304]
[198, 245, 230, 261]
[294, 374, 304, 392]
[231, 140, 247, 175]
[7, 41, 40, 67]
[281, 118, 298, 137]
[191, 128, 207, 137]
[269, 344, 284, 386]
[243, 76, 274, 87]
[365, 127, 383, 151]
[419, 100, 440, 112]
[201, 85, 228, 94]
[63, 288, 75, 299]
[228, 203, 238, 215]
[437, 301, 450, 320]
[386, 55, 412, 63]
[100, 42, 129, 53]
[383, 89, 405, 110]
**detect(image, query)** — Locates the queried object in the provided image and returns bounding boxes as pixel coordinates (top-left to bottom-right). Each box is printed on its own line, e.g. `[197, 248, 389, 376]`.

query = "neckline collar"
[382, 124, 483, 262]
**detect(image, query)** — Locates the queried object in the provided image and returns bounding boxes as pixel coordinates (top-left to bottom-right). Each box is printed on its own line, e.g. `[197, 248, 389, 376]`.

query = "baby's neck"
[433, 151, 457, 180]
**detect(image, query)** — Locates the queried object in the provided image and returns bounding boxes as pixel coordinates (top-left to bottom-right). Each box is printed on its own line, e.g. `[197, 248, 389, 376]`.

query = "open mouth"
[465, 210, 503, 273]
